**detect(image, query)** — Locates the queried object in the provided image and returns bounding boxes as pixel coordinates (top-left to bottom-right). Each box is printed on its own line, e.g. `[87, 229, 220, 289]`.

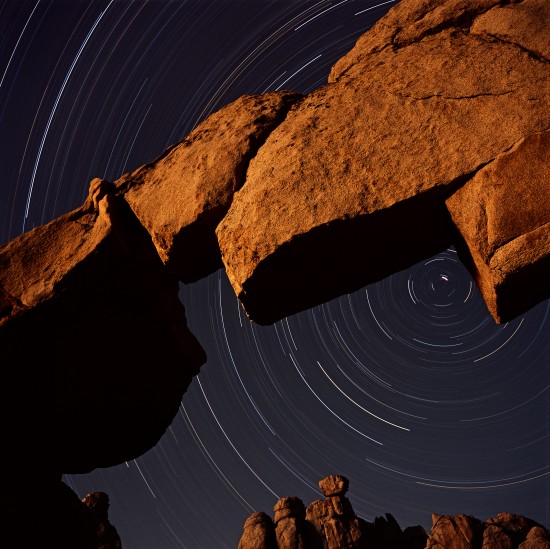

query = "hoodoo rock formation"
[238, 476, 550, 549]
[53, 486, 122, 549]
[1, 0, 549, 546]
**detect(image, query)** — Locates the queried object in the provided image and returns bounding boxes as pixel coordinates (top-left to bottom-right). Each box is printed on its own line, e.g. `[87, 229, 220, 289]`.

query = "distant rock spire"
[238, 475, 550, 549]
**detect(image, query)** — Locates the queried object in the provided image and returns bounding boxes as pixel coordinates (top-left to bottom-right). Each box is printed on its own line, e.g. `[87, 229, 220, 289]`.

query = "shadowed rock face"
[426, 512, 550, 549]
[0, 179, 206, 474]
[81, 491, 122, 549]
[115, 91, 302, 283]
[216, 0, 549, 325]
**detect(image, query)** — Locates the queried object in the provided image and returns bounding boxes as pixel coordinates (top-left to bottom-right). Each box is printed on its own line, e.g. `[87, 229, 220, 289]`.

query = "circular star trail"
[1, 1, 548, 548]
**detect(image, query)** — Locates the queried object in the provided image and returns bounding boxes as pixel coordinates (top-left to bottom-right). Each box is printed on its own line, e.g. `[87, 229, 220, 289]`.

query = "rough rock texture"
[305, 495, 366, 548]
[274, 497, 307, 549]
[116, 91, 301, 283]
[239, 484, 549, 549]
[329, 0, 549, 81]
[238, 475, 428, 549]
[425, 512, 549, 549]
[238, 512, 278, 549]
[445, 130, 550, 322]
[2, 0, 547, 493]
[0, 178, 206, 474]
[216, 0, 550, 324]
[519, 527, 550, 549]
[2, 0, 549, 546]
[426, 514, 485, 549]
[319, 475, 349, 497]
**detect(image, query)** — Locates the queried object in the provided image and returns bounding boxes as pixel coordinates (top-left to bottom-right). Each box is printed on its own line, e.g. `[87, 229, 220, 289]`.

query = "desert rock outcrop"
[115, 91, 301, 283]
[238, 512, 278, 549]
[239, 477, 549, 549]
[238, 475, 428, 549]
[426, 512, 549, 549]
[446, 130, 550, 322]
[0, 178, 206, 473]
[82, 491, 122, 549]
[1, 0, 549, 545]
[216, 0, 550, 324]
[273, 496, 308, 548]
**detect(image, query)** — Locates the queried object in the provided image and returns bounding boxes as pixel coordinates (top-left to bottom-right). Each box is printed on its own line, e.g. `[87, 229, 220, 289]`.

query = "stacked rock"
[238, 512, 277, 549]
[237, 475, 428, 549]
[274, 496, 307, 548]
[305, 475, 364, 548]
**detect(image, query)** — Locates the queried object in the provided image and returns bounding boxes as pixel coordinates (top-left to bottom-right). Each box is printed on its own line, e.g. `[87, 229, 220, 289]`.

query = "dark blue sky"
[1, 1, 548, 548]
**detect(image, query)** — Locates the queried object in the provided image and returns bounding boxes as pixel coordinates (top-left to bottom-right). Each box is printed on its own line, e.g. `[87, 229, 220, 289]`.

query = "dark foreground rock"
[5, 478, 121, 548]
[0, 178, 206, 474]
[82, 491, 122, 549]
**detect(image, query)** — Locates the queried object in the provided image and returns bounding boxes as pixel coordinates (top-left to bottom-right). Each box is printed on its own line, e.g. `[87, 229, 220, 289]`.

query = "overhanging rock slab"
[116, 91, 301, 282]
[216, 0, 550, 325]
[0, 179, 206, 473]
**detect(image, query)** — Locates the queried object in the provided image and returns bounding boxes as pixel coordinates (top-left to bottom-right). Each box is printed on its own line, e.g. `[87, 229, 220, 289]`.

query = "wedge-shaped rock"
[446, 130, 550, 323]
[216, 0, 550, 324]
[0, 179, 206, 474]
[116, 91, 301, 282]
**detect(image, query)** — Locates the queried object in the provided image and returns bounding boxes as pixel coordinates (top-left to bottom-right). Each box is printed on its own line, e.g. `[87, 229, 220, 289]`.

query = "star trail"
[0, 1, 548, 548]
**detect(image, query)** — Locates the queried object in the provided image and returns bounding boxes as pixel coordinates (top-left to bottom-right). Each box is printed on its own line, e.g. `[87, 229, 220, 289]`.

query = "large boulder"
[0, 178, 206, 474]
[216, 0, 550, 324]
[273, 496, 307, 549]
[238, 512, 278, 549]
[425, 514, 486, 549]
[116, 91, 301, 283]
[445, 130, 550, 322]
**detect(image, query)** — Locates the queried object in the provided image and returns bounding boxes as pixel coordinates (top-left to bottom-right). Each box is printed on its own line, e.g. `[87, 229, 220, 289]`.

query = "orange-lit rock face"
[115, 91, 301, 283]
[446, 130, 550, 323]
[216, 0, 550, 324]
[1, 0, 549, 487]
[0, 179, 206, 473]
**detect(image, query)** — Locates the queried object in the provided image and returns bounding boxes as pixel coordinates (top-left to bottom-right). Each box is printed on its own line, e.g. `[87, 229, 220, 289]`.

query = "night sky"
[1, 1, 549, 548]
